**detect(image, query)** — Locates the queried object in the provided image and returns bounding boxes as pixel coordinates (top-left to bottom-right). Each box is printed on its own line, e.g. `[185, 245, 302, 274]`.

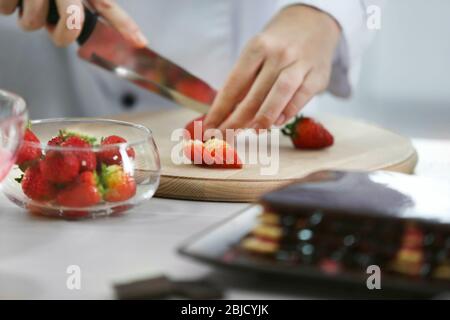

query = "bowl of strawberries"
[2, 118, 161, 219]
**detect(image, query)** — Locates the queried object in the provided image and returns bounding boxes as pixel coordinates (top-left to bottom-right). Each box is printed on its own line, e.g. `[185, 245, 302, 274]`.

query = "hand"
[204, 5, 341, 132]
[0, 0, 147, 47]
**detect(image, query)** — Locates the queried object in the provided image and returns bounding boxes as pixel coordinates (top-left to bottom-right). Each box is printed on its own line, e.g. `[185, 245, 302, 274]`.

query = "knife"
[18, 0, 215, 114]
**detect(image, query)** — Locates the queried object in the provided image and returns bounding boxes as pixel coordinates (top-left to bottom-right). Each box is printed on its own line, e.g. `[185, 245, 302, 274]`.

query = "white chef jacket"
[0, 0, 375, 119]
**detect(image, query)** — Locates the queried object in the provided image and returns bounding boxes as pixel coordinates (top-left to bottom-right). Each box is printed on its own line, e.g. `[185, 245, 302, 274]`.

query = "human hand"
[0, 0, 147, 47]
[204, 5, 341, 132]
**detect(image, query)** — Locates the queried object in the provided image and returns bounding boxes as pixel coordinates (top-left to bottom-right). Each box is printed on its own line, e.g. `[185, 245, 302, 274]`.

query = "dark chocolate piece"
[114, 275, 224, 300]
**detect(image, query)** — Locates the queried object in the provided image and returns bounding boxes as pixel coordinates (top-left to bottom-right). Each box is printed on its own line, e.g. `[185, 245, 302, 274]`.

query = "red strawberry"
[183, 138, 242, 169]
[16, 128, 41, 171]
[47, 136, 64, 147]
[61, 136, 97, 172]
[57, 171, 102, 207]
[282, 116, 334, 149]
[48, 130, 96, 147]
[101, 165, 137, 202]
[184, 114, 206, 141]
[21, 165, 56, 202]
[40, 150, 80, 183]
[97, 135, 135, 166]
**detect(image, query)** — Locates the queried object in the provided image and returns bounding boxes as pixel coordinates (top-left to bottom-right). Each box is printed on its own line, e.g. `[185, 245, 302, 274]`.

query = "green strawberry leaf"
[59, 129, 97, 145]
[281, 115, 303, 139]
[15, 174, 24, 184]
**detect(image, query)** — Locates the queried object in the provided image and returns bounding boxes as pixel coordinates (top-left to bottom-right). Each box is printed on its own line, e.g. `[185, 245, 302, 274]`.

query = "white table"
[1, 138, 449, 299]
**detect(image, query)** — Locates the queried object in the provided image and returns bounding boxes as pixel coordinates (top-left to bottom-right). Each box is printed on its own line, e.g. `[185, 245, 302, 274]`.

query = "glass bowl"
[0, 90, 28, 181]
[2, 118, 161, 219]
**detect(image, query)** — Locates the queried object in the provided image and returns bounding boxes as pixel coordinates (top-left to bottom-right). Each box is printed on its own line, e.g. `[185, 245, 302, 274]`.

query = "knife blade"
[18, 0, 215, 114]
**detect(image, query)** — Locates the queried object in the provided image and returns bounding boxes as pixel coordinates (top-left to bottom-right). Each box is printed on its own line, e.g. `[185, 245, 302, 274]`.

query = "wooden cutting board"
[117, 109, 418, 202]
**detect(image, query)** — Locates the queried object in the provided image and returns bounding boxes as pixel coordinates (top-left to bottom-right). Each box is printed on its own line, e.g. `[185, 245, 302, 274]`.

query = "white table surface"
[1, 138, 449, 300]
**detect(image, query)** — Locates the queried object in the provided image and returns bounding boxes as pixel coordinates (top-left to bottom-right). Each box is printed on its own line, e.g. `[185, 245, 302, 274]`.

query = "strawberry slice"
[97, 135, 135, 166]
[21, 165, 56, 202]
[101, 164, 137, 202]
[183, 138, 242, 169]
[184, 114, 206, 141]
[282, 116, 334, 150]
[57, 171, 102, 207]
[16, 128, 41, 171]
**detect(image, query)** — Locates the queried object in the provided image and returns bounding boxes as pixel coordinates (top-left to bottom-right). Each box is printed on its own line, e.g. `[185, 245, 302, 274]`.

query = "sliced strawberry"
[282, 116, 334, 150]
[101, 165, 137, 202]
[40, 150, 80, 183]
[184, 114, 206, 141]
[97, 135, 135, 166]
[57, 171, 102, 207]
[16, 128, 41, 171]
[183, 138, 242, 169]
[61, 136, 97, 172]
[183, 140, 205, 164]
[21, 165, 56, 202]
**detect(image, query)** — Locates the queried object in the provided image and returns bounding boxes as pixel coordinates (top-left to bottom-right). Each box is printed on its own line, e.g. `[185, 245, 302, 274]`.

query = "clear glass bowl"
[2, 118, 161, 219]
[0, 90, 28, 181]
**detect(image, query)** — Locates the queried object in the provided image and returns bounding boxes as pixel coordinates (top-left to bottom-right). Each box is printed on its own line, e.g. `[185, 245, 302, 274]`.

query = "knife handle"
[17, 0, 97, 46]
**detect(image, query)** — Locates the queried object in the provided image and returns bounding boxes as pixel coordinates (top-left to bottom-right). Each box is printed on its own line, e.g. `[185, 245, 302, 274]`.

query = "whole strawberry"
[61, 136, 97, 172]
[40, 150, 80, 183]
[47, 136, 64, 147]
[282, 116, 334, 149]
[57, 171, 102, 207]
[101, 164, 136, 202]
[97, 135, 135, 166]
[21, 165, 56, 202]
[16, 128, 41, 171]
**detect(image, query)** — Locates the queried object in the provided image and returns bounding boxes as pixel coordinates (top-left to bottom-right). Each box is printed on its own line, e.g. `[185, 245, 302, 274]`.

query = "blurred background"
[319, 0, 450, 139]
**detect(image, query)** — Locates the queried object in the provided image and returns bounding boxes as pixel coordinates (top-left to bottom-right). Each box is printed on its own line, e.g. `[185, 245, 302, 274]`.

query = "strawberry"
[184, 114, 206, 141]
[101, 165, 137, 202]
[48, 130, 96, 147]
[57, 171, 102, 207]
[282, 116, 334, 149]
[47, 136, 64, 147]
[183, 138, 242, 169]
[16, 128, 41, 171]
[40, 150, 80, 183]
[61, 136, 97, 172]
[97, 135, 135, 166]
[21, 165, 56, 202]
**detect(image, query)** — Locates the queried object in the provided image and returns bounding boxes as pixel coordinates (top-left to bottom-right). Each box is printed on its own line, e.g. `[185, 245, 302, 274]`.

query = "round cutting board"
[117, 109, 418, 202]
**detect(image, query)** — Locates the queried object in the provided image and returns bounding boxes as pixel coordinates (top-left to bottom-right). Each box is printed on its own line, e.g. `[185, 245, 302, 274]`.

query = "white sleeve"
[276, 0, 384, 98]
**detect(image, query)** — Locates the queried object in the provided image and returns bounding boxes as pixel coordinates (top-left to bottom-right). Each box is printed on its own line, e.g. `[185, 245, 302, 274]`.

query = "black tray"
[178, 205, 450, 298]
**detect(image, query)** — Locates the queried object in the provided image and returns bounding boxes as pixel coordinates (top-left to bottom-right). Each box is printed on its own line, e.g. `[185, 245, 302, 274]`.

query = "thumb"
[88, 0, 147, 47]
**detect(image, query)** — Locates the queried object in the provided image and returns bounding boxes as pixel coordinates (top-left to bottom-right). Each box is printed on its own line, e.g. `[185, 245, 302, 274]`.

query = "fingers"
[19, 0, 48, 31]
[89, 0, 147, 47]
[48, 0, 84, 47]
[217, 60, 280, 131]
[251, 61, 310, 129]
[277, 69, 329, 125]
[0, 0, 19, 15]
[203, 36, 266, 130]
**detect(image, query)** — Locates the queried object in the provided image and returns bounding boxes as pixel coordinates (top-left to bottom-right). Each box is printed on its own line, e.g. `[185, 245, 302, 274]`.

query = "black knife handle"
[17, 0, 97, 45]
